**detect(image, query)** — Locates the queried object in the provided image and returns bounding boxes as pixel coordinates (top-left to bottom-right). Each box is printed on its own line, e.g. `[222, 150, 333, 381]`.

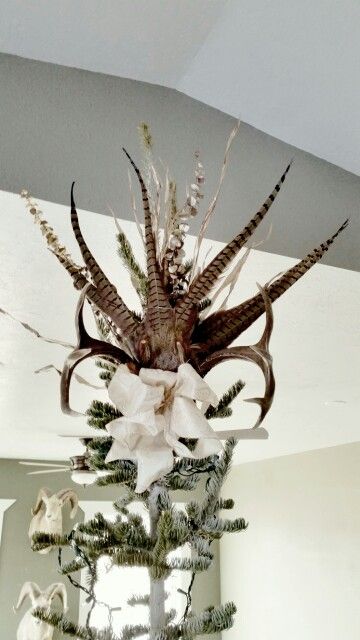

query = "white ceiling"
[1, 0, 360, 174]
[0, 190, 358, 465]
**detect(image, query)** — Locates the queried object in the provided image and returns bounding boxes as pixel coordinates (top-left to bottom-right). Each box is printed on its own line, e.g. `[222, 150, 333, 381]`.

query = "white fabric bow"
[105, 363, 222, 493]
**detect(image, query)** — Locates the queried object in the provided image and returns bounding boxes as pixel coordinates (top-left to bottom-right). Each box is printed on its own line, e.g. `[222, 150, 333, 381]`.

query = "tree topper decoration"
[21, 122, 348, 492]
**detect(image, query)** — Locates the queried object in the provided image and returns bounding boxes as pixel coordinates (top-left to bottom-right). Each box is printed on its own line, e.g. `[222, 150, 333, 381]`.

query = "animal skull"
[14, 582, 67, 640]
[28, 488, 78, 554]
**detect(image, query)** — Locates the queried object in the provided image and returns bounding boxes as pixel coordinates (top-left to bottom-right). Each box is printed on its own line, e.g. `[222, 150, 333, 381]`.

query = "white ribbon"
[105, 363, 268, 493]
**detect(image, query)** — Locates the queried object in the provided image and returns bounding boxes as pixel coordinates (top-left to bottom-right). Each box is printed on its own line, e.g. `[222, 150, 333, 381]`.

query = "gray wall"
[0, 53, 358, 272]
[220, 442, 360, 640]
[0, 459, 220, 637]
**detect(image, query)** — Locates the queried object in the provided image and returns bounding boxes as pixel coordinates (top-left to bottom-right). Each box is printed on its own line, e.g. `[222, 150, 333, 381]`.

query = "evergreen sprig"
[95, 359, 117, 386]
[121, 623, 150, 640]
[117, 231, 148, 304]
[206, 379, 245, 419]
[33, 608, 115, 640]
[86, 400, 121, 431]
[127, 594, 150, 607]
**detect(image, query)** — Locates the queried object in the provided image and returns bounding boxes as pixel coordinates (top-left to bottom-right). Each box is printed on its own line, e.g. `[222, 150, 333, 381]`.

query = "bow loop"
[105, 363, 222, 492]
[174, 363, 218, 412]
[109, 365, 164, 416]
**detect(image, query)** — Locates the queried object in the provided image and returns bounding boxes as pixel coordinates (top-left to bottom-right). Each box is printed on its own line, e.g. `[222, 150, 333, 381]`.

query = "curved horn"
[70, 184, 138, 335]
[15, 582, 41, 610]
[61, 285, 131, 416]
[176, 162, 292, 326]
[198, 286, 274, 429]
[31, 487, 51, 516]
[45, 583, 68, 612]
[56, 489, 78, 518]
[122, 149, 173, 331]
[195, 219, 349, 354]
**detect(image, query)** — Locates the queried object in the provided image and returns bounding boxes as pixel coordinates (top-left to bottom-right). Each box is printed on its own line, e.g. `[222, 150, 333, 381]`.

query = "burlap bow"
[105, 363, 222, 493]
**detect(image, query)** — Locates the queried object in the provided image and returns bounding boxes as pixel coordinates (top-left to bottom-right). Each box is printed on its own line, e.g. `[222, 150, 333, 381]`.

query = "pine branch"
[31, 531, 82, 552]
[217, 498, 234, 510]
[168, 555, 211, 573]
[201, 439, 237, 519]
[113, 489, 135, 515]
[95, 464, 137, 488]
[95, 359, 117, 386]
[206, 380, 245, 419]
[117, 231, 148, 304]
[201, 516, 248, 538]
[181, 601, 237, 636]
[121, 624, 150, 640]
[33, 609, 116, 640]
[127, 594, 150, 607]
[86, 400, 121, 431]
[112, 549, 166, 572]
[60, 557, 89, 575]
[152, 510, 189, 578]
[152, 601, 237, 640]
[164, 474, 199, 491]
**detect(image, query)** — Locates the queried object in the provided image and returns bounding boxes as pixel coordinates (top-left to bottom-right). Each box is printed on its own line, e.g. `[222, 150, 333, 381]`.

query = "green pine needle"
[117, 231, 148, 304]
[206, 379, 245, 419]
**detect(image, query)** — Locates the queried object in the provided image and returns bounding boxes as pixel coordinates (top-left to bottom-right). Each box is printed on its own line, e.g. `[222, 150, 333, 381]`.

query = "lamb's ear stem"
[194, 218, 349, 354]
[70, 183, 138, 335]
[122, 148, 173, 332]
[176, 162, 292, 327]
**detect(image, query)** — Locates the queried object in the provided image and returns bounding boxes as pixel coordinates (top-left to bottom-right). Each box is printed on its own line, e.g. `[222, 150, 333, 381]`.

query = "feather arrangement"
[21, 123, 348, 432]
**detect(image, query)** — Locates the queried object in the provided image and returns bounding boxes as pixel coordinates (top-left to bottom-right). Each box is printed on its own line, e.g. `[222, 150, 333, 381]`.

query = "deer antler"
[61, 285, 131, 416]
[70, 184, 138, 336]
[194, 219, 349, 355]
[176, 162, 292, 326]
[122, 149, 173, 333]
[198, 286, 274, 429]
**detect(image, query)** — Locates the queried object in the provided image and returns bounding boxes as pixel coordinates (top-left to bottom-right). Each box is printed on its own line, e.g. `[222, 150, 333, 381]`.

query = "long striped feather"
[176, 162, 292, 325]
[70, 184, 137, 335]
[71, 183, 117, 296]
[122, 149, 173, 331]
[194, 219, 349, 355]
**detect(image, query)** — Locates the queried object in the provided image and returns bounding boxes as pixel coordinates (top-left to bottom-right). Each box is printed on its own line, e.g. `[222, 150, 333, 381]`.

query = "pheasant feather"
[176, 162, 292, 325]
[71, 183, 137, 336]
[194, 219, 349, 356]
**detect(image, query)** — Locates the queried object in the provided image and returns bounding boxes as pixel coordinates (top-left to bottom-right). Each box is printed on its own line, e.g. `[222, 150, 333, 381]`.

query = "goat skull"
[14, 582, 67, 640]
[28, 488, 78, 554]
